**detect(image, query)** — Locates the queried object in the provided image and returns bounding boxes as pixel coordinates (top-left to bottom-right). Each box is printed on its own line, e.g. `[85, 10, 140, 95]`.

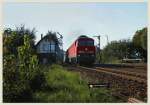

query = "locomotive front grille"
[77, 53, 95, 64]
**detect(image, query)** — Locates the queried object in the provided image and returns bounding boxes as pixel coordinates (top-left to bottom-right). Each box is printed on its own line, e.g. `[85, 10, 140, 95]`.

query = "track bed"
[65, 64, 147, 102]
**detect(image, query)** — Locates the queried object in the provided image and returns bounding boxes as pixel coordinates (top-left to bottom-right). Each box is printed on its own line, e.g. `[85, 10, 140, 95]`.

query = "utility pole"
[93, 35, 101, 64]
[105, 35, 109, 45]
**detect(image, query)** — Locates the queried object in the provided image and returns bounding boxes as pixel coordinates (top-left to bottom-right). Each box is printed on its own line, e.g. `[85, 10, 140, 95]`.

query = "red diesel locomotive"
[66, 35, 96, 65]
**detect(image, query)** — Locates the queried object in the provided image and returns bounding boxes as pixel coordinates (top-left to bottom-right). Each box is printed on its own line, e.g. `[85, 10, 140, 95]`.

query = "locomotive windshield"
[78, 40, 94, 46]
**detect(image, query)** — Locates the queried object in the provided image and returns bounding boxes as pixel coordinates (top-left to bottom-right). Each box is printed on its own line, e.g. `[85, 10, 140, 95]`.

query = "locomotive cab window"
[78, 40, 94, 46]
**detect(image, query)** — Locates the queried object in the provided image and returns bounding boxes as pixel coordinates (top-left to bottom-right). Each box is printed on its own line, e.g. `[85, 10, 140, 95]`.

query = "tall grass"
[34, 64, 90, 102]
[33, 64, 121, 102]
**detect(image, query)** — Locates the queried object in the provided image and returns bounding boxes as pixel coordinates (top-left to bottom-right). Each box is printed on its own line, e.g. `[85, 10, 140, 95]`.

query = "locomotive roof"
[77, 35, 93, 40]
[78, 35, 88, 38]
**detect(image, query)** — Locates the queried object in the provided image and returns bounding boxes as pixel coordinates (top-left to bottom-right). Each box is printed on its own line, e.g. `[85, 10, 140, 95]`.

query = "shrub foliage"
[3, 27, 40, 102]
[33, 65, 119, 102]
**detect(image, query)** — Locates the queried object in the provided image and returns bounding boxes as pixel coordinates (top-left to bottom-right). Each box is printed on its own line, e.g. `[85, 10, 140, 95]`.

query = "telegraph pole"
[93, 35, 101, 64]
[105, 35, 109, 45]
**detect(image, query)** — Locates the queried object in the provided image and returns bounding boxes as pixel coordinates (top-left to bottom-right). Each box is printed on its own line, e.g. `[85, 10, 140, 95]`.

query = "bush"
[89, 88, 121, 102]
[33, 64, 90, 102]
[3, 35, 39, 102]
[3, 54, 34, 102]
[33, 64, 120, 102]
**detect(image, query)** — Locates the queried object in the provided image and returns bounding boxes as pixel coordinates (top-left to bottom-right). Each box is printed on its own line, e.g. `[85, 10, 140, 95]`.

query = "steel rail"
[95, 67, 146, 79]
[78, 66, 147, 83]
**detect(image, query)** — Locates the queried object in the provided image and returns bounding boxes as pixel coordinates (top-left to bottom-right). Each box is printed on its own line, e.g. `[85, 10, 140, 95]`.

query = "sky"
[3, 2, 147, 50]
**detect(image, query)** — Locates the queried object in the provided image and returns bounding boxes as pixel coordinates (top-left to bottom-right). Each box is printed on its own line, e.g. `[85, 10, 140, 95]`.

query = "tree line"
[99, 27, 147, 63]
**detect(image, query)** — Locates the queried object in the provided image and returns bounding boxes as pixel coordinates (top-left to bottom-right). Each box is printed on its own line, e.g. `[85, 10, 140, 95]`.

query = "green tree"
[45, 31, 59, 44]
[3, 25, 36, 56]
[100, 39, 135, 63]
[100, 27, 147, 63]
[17, 35, 39, 83]
[132, 27, 147, 61]
[3, 34, 39, 102]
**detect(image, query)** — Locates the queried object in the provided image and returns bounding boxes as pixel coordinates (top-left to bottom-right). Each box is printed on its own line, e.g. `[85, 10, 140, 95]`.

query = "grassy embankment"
[33, 64, 123, 102]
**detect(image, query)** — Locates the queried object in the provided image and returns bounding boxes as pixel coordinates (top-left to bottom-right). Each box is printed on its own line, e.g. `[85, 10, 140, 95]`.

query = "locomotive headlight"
[91, 54, 94, 56]
[78, 55, 80, 57]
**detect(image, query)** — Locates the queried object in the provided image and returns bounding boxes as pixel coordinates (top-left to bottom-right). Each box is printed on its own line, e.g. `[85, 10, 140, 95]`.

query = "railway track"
[95, 67, 147, 82]
[66, 65, 147, 102]
[96, 67, 146, 78]
[95, 63, 147, 73]
[78, 66, 147, 83]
